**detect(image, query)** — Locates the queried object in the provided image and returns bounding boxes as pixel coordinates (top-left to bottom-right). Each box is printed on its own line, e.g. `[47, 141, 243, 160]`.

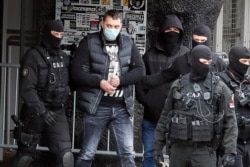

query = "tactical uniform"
[154, 45, 237, 167]
[217, 45, 250, 167]
[12, 20, 74, 167]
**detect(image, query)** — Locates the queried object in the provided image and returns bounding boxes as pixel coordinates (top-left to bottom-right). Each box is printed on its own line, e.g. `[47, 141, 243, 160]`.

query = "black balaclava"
[190, 45, 212, 82]
[159, 14, 183, 56]
[192, 25, 211, 48]
[162, 31, 180, 55]
[228, 45, 250, 79]
[42, 20, 64, 51]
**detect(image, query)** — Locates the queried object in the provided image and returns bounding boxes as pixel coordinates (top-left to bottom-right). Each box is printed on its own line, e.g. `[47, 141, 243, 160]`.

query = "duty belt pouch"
[170, 117, 188, 140]
[192, 121, 212, 142]
[20, 132, 33, 146]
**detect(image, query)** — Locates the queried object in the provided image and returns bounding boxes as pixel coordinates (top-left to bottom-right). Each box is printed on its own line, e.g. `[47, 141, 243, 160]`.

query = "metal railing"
[0, 63, 144, 158]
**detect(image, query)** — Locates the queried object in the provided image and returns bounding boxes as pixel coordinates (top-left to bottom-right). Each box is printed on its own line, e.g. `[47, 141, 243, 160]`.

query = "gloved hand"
[238, 116, 250, 127]
[221, 153, 235, 167]
[41, 111, 57, 126]
[154, 150, 164, 167]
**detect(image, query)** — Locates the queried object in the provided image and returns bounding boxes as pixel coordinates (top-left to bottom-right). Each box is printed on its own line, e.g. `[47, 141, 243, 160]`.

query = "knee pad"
[13, 155, 33, 167]
[62, 152, 74, 167]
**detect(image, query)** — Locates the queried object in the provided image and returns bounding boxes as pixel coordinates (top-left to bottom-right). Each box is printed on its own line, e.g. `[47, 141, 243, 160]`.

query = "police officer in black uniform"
[217, 45, 250, 167]
[154, 45, 238, 167]
[12, 20, 74, 167]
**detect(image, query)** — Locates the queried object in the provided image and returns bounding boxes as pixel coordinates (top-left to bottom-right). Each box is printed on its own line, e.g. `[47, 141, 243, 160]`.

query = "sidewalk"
[0, 149, 145, 167]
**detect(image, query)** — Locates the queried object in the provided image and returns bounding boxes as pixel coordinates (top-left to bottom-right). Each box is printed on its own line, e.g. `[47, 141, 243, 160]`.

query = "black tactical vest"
[34, 46, 70, 108]
[169, 73, 221, 142]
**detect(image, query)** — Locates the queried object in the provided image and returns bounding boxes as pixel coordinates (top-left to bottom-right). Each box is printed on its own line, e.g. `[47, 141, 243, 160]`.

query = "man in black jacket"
[143, 24, 226, 87]
[135, 14, 189, 167]
[12, 20, 73, 167]
[71, 9, 145, 167]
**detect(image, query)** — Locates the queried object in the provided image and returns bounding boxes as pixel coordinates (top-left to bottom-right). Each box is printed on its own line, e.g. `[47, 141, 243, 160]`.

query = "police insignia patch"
[22, 68, 29, 76]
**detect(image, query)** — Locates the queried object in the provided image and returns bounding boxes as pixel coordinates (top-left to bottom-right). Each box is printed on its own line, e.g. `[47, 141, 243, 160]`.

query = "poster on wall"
[55, 0, 147, 55]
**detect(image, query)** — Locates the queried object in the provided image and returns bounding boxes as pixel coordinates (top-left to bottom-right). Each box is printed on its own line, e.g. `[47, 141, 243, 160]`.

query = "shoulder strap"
[216, 72, 233, 88]
[32, 45, 51, 65]
[179, 74, 189, 89]
[211, 73, 220, 94]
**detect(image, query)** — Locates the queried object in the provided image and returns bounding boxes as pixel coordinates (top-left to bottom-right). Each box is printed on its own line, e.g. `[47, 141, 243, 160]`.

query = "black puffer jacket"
[71, 31, 145, 115]
[136, 14, 189, 123]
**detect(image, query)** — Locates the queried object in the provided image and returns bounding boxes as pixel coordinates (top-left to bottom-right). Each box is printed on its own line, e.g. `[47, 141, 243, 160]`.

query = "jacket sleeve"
[19, 49, 45, 114]
[143, 59, 180, 87]
[135, 81, 148, 105]
[135, 52, 150, 104]
[154, 80, 177, 151]
[219, 81, 238, 154]
[119, 43, 145, 86]
[71, 37, 102, 88]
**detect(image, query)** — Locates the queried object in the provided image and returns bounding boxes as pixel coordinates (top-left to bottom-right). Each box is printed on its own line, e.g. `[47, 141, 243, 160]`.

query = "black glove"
[41, 111, 57, 126]
[239, 116, 250, 127]
[221, 153, 235, 167]
[154, 150, 164, 167]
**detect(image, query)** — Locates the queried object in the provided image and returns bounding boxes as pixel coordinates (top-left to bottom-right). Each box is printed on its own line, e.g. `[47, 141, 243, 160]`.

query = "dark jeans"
[142, 119, 157, 167]
[170, 142, 216, 167]
[76, 105, 136, 167]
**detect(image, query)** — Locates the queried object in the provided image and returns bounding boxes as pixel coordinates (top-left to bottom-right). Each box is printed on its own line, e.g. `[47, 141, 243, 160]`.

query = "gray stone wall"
[146, 0, 223, 48]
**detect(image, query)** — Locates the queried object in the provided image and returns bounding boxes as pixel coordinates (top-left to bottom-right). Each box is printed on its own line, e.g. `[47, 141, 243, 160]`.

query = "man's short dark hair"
[103, 9, 123, 22]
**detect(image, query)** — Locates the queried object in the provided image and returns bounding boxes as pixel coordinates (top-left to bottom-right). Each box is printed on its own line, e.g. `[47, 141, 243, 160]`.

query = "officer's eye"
[199, 58, 212, 65]
[239, 59, 250, 65]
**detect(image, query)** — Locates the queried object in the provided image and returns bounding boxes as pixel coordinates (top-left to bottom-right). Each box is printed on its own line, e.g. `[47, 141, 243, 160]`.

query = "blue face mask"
[103, 27, 120, 41]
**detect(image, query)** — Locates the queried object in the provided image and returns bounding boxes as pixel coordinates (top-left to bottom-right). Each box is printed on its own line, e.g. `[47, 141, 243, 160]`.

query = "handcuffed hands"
[109, 75, 120, 87]
[100, 79, 116, 94]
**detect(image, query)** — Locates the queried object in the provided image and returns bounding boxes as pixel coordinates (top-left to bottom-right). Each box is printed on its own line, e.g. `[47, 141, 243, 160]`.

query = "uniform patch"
[22, 68, 29, 76]
[229, 100, 235, 108]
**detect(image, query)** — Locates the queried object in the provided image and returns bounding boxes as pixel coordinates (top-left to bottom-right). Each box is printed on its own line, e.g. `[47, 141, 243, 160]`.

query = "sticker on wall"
[126, 23, 136, 35]
[91, 0, 100, 4]
[80, 0, 90, 4]
[129, 0, 145, 10]
[123, 0, 129, 6]
[101, 0, 110, 5]
[125, 12, 144, 23]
